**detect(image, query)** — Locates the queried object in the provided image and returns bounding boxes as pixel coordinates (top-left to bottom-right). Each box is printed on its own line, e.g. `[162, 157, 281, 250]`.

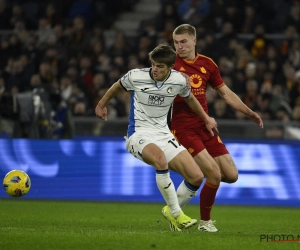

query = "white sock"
[177, 180, 198, 208]
[156, 170, 182, 218]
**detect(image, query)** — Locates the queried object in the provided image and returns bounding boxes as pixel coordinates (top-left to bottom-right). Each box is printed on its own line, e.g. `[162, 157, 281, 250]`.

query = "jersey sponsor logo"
[200, 67, 206, 74]
[148, 95, 164, 105]
[192, 88, 205, 96]
[139, 139, 145, 144]
[190, 74, 202, 88]
[179, 67, 185, 71]
[141, 88, 149, 92]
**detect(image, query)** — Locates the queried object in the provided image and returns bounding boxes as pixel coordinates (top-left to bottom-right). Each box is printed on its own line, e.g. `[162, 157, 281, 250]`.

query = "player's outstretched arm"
[185, 93, 219, 136]
[95, 80, 123, 121]
[216, 85, 264, 128]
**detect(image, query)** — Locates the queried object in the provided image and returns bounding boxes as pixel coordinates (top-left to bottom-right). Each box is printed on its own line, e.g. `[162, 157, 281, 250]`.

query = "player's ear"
[193, 38, 196, 45]
[170, 63, 175, 69]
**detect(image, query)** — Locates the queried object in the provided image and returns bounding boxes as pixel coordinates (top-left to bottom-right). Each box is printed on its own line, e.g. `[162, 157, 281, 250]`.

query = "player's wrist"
[203, 116, 211, 123]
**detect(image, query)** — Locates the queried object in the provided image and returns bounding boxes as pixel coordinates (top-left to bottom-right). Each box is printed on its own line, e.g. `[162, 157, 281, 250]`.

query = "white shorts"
[125, 130, 186, 163]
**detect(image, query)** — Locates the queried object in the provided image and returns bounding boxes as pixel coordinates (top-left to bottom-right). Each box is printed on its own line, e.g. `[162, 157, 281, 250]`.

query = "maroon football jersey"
[172, 54, 224, 129]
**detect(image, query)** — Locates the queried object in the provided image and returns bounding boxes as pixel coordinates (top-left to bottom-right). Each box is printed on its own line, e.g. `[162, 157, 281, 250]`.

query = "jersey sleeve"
[209, 60, 225, 89]
[120, 70, 134, 91]
[177, 73, 191, 98]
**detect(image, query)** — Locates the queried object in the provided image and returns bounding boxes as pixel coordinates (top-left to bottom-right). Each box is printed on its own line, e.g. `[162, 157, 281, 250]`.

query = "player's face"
[151, 61, 173, 81]
[173, 33, 196, 60]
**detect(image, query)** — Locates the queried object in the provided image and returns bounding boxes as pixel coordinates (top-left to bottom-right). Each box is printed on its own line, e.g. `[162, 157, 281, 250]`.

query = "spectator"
[155, 2, 182, 32]
[240, 5, 264, 34]
[65, 16, 89, 57]
[36, 17, 54, 48]
[38, 60, 56, 89]
[0, 77, 5, 96]
[29, 74, 42, 90]
[177, 0, 211, 26]
[49, 88, 74, 139]
[280, 25, 299, 59]
[284, 4, 300, 34]
[243, 79, 259, 110]
[60, 74, 73, 103]
[0, 0, 297, 125]
[221, 3, 243, 33]
[89, 73, 108, 106]
[0, 0, 11, 30]
[247, 24, 273, 60]
[6, 58, 26, 92]
[290, 70, 300, 108]
[209, 97, 235, 119]
[42, 3, 63, 28]
[108, 31, 132, 58]
[254, 93, 274, 120]
[217, 21, 236, 45]
[79, 56, 94, 95]
[0, 36, 11, 69]
[293, 104, 300, 120]
[10, 4, 27, 29]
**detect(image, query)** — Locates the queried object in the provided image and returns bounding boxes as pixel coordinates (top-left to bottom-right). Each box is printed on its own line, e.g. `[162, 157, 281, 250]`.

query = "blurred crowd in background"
[0, 0, 300, 138]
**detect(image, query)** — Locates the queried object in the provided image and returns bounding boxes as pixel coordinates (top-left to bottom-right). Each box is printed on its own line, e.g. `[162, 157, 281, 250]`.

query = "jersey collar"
[149, 68, 171, 88]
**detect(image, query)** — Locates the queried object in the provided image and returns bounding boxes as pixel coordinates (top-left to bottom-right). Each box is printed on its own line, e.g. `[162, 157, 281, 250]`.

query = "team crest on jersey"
[188, 148, 194, 154]
[148, 95, 164, 105]
[200, 67, 206, 74]
[167, 87, 173, 93]
[122, 73, 129, 80]
[190, 74, 202, 88]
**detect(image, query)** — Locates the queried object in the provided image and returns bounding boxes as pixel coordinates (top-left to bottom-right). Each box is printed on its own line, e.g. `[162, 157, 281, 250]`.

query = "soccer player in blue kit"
[95, 43, 219, 231]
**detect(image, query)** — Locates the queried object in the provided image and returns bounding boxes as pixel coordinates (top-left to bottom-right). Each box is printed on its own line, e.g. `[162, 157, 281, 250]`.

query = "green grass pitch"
[0, 199, 299, 250]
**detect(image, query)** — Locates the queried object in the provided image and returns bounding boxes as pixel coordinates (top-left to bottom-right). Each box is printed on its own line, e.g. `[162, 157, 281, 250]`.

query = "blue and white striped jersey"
[120, 68, 191, 137]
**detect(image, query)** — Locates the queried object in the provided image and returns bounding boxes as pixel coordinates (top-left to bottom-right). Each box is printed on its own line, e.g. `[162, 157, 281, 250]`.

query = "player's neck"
[189, 51, 197, 60]
[183, 51, 196, 60]
[150, 69, 171, 82]
[159, 70, 171, 82]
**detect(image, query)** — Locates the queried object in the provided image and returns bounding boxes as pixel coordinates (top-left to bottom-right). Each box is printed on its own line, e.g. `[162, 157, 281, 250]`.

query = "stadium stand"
[0, 0, 299, 139]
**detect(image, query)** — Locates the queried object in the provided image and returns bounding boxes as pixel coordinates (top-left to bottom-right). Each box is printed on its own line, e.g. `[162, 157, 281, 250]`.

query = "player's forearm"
[218, 86, 253, 116]
[97, 81, 122, 108]
[185, 95, 209, 122]
[224, 91, 254, 116]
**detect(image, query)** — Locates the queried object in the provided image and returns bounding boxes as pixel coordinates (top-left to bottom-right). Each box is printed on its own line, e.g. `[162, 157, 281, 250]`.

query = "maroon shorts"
[172, 126, 229, 158]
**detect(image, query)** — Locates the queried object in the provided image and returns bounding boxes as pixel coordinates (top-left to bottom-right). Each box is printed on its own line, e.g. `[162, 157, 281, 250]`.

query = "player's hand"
[95, 105, 108, 121]
[249, 111, 264, 129]
[205, 117, 219, 136]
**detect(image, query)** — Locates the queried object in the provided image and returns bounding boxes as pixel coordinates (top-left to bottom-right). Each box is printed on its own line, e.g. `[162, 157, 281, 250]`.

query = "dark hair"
[148, 43, 176, 67]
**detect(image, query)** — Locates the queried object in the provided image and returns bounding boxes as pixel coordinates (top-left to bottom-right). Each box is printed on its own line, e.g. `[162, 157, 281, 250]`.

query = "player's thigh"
[194, 149, 220, 179]
[141, 143, 167, 169]
[214, 154, 238, 183]
[172, 129, 205, 157]
[125, 131, 167, 168]
[168, 150, 204, 186]
[174, 128, 220, 179]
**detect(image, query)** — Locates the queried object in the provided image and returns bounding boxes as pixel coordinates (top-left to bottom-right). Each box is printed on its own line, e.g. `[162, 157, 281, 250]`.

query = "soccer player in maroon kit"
[170, 24, 264, 232]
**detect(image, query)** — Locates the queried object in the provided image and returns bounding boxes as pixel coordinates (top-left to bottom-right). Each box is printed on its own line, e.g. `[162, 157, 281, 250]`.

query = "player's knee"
[222, 172, 238, 183]
[153, 156, 168, 170]
[214, 171, 222, 183]
[191, 174, 204, 187]
[204, 163, 221, 184]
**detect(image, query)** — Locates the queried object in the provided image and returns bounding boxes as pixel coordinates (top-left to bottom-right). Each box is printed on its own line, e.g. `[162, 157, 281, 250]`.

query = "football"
[3, 170, 31, 197]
